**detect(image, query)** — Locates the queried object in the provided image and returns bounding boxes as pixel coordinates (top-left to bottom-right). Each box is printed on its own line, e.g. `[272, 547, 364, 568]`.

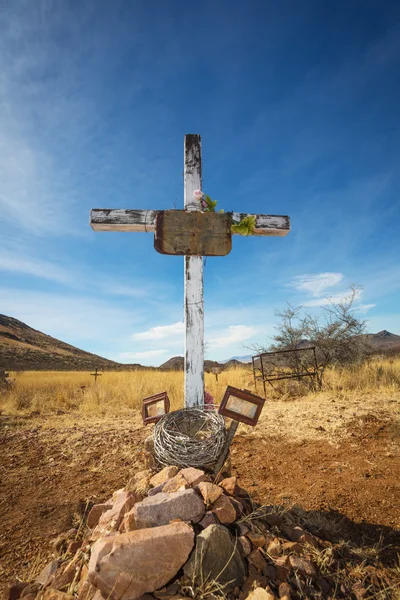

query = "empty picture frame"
[218, 386, 265, 426]
[142, 392, 170, 425]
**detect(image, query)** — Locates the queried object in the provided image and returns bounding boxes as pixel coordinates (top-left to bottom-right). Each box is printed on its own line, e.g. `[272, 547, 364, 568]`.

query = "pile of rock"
[7, 466, 337, 600]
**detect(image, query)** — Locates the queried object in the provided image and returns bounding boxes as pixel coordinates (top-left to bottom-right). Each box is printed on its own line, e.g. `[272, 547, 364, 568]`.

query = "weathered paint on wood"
[154, 210, 232, 256]
[90, 209, 290, 236]
[184, 135, 204, 408]
[89, 133, 291, 414]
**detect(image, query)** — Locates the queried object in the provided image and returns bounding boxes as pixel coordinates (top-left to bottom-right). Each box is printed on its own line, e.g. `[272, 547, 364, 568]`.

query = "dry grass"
[1, 358, 399, 425]
[0, 367, 254, 415]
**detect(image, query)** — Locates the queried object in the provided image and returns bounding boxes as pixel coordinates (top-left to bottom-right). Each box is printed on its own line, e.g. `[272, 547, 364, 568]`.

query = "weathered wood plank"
[90, 209, 290, 236]
[90, 209, 159, 232]
[184, 134, 204, 408]
[154, 210, 232, 256]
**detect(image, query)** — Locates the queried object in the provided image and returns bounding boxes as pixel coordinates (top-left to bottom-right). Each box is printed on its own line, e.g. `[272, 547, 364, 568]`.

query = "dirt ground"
[0, 393, 399, 593]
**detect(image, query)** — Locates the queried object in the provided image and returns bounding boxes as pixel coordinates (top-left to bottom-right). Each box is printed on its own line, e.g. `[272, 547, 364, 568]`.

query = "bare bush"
[257, 285, 371, 386]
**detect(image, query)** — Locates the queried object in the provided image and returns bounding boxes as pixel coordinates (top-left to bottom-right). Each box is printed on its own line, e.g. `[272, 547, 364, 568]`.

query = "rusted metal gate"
[252, 347, 320, 395]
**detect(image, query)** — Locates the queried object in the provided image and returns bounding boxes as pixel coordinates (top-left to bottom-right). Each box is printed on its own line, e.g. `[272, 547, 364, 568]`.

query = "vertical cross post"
[184, 134, 204, 408]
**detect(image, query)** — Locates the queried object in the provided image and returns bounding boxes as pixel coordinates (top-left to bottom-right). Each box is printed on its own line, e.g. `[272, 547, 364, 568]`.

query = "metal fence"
[252, 347, 320, 395]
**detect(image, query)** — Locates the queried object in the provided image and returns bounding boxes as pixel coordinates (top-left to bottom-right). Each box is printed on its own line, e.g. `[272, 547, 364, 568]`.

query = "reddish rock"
[125, 469, 152, 495]
[93, 490, 137, 537]
[246, 588, 277, 600]
[180, 467, 207, 487]
[35, 560, 60, 586]
[288, 555, 317, 578]
[281, 525, 319, 548]
[218, 476, 237, 495]
[67, 540, 82, 555]
[50, 529, 78, 554]
[197, 482, 223, 506]
[229, 496, 244, 517]
[266, 537, 282, 557]
[210, 494, 236, 524]
[317, 577, 331, 595]
[150, 466, 179, 488]
[43, 591, 74, 600]
[6, 581, 28, 600]
[247, 531, 266, 549]
[237, 523, 250, 536]
[281, 541, 303, 554]
[162, 474, 189, 493]
[198, 511, 219, 529]
[238, 535, 252, 556]
[87, 504, 112, 529]
[119, 507, 136, 532]
[148, 482, 166, 497]
[77, 566, 96, 600]
[239, 566, 268, 600]
[88, 522, 194, 600]
[21, 584, 41, 598]
[264, 513, 284, 528]
[51, 561, 80, 590]
[248, 549, 268, 573]
[278, 582, 293, 599]
[134, 489, 205, 529]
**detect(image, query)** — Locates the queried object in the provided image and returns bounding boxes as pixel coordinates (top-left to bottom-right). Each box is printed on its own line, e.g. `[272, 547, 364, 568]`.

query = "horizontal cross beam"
[90, 209, 290, 236]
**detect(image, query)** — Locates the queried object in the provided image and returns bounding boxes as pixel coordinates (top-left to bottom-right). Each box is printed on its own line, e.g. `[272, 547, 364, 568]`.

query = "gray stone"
[134, 489, 205, 529]
[183, 524, 246, 591]
[148, 482, 165, 497]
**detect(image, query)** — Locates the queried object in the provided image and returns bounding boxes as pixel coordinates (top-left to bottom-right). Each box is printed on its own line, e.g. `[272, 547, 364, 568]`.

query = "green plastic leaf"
[231, 215, 256, 236]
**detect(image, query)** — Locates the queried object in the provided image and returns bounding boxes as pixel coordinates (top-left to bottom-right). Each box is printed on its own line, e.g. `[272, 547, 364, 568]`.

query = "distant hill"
[364, 330, 400, 355]
[158, 356, 251, 371]
[0, 314, 149, 371]
[262, 331, 400, 356]
[221, 355, 253, 364]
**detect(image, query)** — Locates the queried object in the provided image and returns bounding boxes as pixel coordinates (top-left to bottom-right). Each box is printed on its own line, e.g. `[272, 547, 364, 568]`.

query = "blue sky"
[1, 0, 399, 365]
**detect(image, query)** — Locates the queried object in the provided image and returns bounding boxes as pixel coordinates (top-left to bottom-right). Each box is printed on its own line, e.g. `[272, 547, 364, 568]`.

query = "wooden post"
[214, 419, 239, 476]
[184, 134, 204, 408]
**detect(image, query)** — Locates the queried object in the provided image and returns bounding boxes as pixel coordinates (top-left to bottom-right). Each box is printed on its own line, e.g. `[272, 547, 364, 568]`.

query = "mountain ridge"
[1, 314, 399, 371]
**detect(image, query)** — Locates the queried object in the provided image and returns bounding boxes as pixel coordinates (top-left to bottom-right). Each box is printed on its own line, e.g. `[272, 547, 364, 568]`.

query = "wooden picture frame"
[218, 386, 265, 426]
[142, 392, 170, 425]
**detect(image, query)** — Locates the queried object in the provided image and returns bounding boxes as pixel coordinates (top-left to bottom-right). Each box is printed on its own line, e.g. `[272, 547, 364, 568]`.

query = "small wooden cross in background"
[90, 368, 102, 384]
[90, 134, 290, 408]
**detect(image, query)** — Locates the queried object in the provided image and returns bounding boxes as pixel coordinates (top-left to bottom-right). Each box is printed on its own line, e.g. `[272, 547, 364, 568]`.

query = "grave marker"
[90, 368, 102, 384]
[90, 134, 290, 408]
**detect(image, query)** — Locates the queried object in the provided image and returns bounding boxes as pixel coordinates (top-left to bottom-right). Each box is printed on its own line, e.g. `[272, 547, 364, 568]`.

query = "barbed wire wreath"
[153, 405, 227, 469]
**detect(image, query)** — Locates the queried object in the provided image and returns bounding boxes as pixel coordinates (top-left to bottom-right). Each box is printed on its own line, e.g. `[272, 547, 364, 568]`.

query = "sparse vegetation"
[256, 286, 372, 388]
[1, 356, 400, 415]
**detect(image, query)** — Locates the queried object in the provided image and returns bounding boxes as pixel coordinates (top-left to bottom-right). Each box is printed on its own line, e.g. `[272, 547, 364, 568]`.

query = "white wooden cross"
[90, 134, 290, 408]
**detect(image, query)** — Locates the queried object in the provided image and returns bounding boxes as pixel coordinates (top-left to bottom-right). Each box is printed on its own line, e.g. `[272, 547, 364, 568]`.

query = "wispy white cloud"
[208, 325, 256, 349]
[290, 273, 343, 297]
[0, 236, 153, 298]
[0, 287, 146, 347]
[0, 253, 74, 286]
[132, 322, 184, 341]
[356, 303, 376, 313]
[117, 349, 168, 360]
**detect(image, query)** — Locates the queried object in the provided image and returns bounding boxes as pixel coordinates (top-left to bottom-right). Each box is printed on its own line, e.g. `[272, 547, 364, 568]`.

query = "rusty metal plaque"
[154, 210, 232, 256]
[218, 386, 265, 426]
[142, 392, 170, 425]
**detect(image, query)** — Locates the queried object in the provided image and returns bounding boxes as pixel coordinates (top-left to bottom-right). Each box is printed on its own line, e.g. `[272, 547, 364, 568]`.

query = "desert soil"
[0, 393, 399, 592]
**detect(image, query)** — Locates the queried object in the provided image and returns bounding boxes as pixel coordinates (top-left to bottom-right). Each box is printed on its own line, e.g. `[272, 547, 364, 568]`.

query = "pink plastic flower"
[204, 391, 215, 410]
[193, 189, 204, 199]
